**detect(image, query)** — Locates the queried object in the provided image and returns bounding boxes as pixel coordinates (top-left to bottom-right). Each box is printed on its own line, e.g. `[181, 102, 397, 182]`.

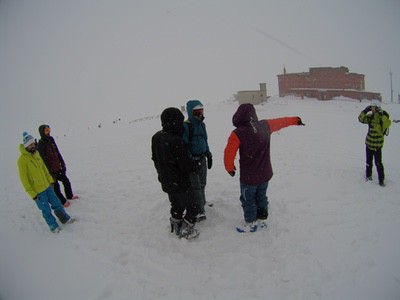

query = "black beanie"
[161, 108, 184, 128]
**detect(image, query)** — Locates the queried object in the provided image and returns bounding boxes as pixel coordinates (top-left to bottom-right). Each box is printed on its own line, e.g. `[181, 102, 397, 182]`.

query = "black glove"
[206, 152, 213, 169]
[228, 166, 236, 177]
[297, 117, 305, 126]
[33, 195, 38, 200]
[363, 106, 372, 114]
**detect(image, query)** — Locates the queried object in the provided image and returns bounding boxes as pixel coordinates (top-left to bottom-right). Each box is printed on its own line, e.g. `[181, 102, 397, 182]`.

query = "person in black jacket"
[37, 125, 78, 208]
[151, 107, 199, 239]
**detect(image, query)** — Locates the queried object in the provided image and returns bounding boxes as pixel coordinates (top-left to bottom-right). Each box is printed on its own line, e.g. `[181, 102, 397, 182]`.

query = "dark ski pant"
[365, 146, 385, 183]
[168, 188, 197, 224]
[52, 170, 74, 204]
[189, 156, 207, 214]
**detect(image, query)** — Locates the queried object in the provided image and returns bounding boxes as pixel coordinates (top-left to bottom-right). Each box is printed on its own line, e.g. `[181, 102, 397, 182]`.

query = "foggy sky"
[1, 0, 400, 141]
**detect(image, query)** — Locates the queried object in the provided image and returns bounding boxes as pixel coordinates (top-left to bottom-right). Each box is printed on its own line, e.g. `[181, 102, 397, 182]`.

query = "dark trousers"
[365, 146, 385, 183]
[189, 156, 207, 214]
[168, 188, 197, 224]
[52, 170, 73, 204]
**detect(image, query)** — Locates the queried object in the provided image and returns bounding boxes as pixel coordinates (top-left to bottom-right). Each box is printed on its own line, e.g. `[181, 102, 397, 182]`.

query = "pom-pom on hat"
[22, 131, 36, 148]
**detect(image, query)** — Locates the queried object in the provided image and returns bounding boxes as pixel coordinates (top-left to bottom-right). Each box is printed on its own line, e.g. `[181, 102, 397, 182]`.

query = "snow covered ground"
[1, 96, 399, 300]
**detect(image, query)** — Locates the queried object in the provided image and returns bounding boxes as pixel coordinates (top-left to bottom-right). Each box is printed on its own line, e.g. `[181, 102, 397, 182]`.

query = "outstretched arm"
[266, 117, 304, 134]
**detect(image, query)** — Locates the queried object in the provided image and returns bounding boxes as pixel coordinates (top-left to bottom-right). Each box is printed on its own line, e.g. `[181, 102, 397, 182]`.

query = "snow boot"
[236, 221, 258, 233]
[180, 219, 199, 240]
[170, 217, 183, 236]
[195, 212, 206, 222]
[66, 217, 76, 224]
[257, 219, 268, 229]
[51, 226, 61, 233]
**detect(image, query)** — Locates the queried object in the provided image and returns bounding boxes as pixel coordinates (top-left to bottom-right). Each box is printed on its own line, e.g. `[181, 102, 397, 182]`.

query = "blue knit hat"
[22, 132, 36, 148]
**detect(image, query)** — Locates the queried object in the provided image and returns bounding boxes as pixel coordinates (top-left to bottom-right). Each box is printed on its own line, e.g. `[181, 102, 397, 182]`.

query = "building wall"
[237, 83, 268, 105]
[277, 67, 378, 100]
[288, 88, 381, 101]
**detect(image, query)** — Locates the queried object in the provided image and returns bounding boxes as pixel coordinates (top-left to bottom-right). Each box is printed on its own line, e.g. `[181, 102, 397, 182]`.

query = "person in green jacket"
[17, 132, 74, 233]
[358, 102, 391, 186]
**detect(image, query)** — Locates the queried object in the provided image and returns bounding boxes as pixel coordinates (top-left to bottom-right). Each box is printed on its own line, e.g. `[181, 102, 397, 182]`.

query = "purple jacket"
[224, 103, 300, 185]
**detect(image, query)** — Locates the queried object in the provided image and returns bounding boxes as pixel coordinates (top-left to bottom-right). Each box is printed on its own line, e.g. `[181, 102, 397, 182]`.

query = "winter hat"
[161, 107, 184, 128]
[371, 100, 381, 108]
[193, 104, 204, 111]
[22, 132, 36, 148]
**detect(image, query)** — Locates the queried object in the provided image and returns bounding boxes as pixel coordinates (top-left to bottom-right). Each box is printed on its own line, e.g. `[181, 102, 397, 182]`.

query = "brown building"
[277, 66, 381, 101]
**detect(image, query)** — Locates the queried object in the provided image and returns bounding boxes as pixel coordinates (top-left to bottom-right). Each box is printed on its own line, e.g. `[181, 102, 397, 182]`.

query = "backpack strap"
[185, 121, 193, 141]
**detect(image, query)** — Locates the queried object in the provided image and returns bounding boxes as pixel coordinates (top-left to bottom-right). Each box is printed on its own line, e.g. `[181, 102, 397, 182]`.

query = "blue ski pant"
[239, 182, 269, 223]
[35, 186, 70, 231]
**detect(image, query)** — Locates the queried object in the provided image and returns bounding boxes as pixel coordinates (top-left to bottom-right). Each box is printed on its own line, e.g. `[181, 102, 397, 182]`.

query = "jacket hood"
[161, 107, 184, 136]
[186, 100, 203, 123]
[19, 143, 31, 155]
[232, 103, 258, 127]
[38, 124, 49, 139]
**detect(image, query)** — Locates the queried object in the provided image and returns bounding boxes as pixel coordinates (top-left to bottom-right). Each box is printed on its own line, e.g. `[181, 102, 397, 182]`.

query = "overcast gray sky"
[1, 0, 400, 139]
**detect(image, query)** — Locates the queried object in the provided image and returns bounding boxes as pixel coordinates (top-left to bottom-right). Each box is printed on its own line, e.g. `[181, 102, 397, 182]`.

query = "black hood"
[161, 108, 184, 136]
[38, 124, 50, 139]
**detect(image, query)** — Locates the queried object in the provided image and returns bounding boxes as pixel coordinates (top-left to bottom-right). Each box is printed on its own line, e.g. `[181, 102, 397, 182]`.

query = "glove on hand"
[228, 166, 236, 177]
[206, 152, 213, 169]
[363, 106, 372, 114]
[297, 117, 305, 126]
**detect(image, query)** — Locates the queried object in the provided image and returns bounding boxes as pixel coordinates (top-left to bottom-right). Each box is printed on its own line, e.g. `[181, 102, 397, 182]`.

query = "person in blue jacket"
[183, 100, 213, 221]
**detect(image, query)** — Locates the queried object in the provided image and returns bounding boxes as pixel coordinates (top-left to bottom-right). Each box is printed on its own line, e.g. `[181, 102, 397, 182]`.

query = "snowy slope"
[1, 97, 400, 300]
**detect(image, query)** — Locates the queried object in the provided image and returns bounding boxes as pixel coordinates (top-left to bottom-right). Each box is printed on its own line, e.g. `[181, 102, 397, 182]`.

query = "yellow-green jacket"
[358, 110, 391, 150]
[17, 144, 54, 199]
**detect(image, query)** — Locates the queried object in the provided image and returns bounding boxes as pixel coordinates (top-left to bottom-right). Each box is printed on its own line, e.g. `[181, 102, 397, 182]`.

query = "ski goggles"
[193, 109, 204, 118]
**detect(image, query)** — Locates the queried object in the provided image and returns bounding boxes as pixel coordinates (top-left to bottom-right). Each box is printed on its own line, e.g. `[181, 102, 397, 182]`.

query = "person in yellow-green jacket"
[17, 132, 74, 233]
[358, 102, 391, 187]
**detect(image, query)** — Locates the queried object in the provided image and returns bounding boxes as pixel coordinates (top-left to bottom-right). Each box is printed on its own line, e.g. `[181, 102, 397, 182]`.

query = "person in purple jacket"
[224, 103, 304, 233]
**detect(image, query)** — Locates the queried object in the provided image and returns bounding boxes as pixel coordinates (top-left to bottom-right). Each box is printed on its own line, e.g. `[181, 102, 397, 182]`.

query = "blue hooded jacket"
[183, 100, 210, 157]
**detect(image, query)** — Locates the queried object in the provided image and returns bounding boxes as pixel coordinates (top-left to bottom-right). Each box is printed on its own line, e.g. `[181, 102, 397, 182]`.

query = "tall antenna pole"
[390, 71, 393, 103]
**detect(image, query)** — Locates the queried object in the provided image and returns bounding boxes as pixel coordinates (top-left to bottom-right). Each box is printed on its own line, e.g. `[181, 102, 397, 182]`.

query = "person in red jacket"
[224, 103, 304, 233]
